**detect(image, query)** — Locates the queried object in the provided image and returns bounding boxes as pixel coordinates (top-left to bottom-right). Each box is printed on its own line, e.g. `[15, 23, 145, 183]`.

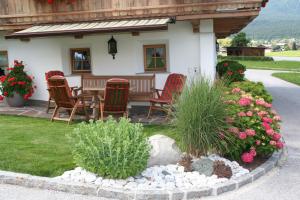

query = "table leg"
[91, 95, 100, 120]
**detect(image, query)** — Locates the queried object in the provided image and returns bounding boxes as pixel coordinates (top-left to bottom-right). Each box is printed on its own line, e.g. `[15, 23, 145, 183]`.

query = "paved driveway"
[0, 69, 299, 200]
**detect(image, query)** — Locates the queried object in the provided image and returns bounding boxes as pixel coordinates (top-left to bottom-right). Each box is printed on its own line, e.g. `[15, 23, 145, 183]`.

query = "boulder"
[192, 158, 214, 176]
[147, 134, 182, 167]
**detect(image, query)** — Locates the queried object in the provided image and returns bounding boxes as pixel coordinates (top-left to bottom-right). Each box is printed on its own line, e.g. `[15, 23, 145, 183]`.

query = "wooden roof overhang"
[5, 18, 171, 39]
[0, 0, 266, 38]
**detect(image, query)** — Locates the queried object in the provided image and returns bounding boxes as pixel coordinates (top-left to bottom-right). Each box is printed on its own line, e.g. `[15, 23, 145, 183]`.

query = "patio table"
[83, 87, 135, 120]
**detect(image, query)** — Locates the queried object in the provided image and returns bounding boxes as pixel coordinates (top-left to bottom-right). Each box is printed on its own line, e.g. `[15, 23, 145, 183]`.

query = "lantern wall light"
[108, 36, 117, 59]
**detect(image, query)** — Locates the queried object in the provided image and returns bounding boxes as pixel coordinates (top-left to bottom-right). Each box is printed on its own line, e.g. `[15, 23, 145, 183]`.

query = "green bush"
[218, 55, 274, 62]
[175, 77, 231, 156]
[229, 81, 273, 103]
[68, 117, 150, 179]
[216, 60, 246, 83]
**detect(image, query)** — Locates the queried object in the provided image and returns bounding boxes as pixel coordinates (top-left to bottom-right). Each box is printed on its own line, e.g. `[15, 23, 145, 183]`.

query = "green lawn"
[266, 50, 300, 57]
[239, 60, 300, 71]
[0, 115, 176, 177]
[272, 72, 300, 86]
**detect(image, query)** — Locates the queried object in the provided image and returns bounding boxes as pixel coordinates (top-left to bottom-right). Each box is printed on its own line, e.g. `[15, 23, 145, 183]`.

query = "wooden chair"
[45, 71, 65, 113]
[48, 76, 89, 124]
[100, 78, 130, 120]
[148, 73, 186, 118]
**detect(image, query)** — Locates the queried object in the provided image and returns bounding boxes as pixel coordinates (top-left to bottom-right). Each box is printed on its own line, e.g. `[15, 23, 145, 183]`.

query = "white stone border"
[0, 148, 287, 200]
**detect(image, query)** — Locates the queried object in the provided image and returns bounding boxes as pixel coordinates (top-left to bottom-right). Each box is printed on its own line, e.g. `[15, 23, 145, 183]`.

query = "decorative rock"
[147, 134, 182, 167]
[213, 160, 233, 179]
[192, 158, 214, 176]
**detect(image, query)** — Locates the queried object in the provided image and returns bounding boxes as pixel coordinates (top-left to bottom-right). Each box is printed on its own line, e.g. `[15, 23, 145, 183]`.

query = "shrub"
[0, 60, 35, 100]
[223, 87, 283, 163]
[216, 60, 246, 83]
[229, 81, 273, 103]
[218, 55, 274, 62]
[175, 77, 231, 156]
[68, 117, 151, 179]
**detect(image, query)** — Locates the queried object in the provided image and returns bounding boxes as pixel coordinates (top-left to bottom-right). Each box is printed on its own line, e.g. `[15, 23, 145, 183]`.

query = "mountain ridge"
[243, 0, 300, 40]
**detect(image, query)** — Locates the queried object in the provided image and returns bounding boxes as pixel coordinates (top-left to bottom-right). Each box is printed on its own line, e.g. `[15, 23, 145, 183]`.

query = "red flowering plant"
[216, 60, 246, 84]
[0, 60, 35, 101]
[223, 84, 283, 163]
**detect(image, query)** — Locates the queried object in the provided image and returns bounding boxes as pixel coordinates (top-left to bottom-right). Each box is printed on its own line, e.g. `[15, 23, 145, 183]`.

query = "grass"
[0, 115, 176, 177]
[238, 60, 300, 71]
[266, 50, 300, 57]
[272, 72, 300, 86]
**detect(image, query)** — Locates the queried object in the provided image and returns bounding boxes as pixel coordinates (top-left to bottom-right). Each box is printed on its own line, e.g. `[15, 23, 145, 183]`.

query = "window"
[70, 48, 91, 73]
[143, 45, 167, 72]
[0, 51, 8, 68]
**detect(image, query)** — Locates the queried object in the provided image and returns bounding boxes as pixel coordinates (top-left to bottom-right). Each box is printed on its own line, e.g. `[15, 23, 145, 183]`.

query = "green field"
[272, 72, 300, 86]
[0, 115, 175, 177]
[266, 50, 300, 57]
[239, 60, 300, 71]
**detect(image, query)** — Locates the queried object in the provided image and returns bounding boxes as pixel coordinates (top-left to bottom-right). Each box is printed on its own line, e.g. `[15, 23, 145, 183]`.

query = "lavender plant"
[68, 117, 150, 179]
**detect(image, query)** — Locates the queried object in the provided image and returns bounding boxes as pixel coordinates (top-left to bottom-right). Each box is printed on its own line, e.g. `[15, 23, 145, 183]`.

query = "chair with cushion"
[148, 73, 186, 118]
[100, 78, 130, 120]
[48, 76, 89, 124]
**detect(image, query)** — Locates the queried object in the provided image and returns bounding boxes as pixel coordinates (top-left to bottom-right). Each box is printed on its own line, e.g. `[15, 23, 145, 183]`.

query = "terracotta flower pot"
[6, 92, 26, 107]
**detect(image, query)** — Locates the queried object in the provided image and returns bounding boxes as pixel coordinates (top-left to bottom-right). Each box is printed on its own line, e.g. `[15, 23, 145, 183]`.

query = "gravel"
[54, 154, 249, 191]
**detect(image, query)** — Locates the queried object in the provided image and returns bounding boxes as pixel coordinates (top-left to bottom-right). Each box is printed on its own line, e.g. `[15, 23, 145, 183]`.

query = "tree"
[218, 38, 232, 48]
[231, 32, 250, 47]
[292, 42, 297, 50]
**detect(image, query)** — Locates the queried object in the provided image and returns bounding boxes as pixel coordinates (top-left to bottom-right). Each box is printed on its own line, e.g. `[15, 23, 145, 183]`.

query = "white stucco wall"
[0, 20, 217, 101]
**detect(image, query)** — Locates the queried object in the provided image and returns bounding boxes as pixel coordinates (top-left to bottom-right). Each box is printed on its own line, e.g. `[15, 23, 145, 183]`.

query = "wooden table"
[83, 88, 105, 120]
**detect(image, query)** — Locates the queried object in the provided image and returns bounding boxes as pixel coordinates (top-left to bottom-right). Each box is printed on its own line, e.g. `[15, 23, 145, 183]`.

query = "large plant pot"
[6, 92, 26, 107]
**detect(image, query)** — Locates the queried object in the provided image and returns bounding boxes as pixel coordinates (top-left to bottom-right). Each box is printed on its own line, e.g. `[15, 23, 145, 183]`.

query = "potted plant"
[0, 60, 35, 107]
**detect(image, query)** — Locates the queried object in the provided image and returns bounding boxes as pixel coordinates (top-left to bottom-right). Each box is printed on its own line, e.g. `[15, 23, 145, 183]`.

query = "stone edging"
[0, 148, 287, 200]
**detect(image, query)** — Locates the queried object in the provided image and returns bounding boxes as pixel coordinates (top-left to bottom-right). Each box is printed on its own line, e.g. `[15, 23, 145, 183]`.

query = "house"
[0, 0, 267, 103]
[227, 46, 266, 57]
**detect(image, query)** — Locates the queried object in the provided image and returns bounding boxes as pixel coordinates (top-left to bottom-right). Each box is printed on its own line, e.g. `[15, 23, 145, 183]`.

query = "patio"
[0, 101, 166, 125]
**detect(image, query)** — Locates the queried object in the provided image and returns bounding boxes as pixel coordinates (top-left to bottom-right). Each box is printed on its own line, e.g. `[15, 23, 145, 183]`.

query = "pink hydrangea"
[262, 122, 271, 130]
[263, 117, 273, 123]
[246, 111, 253, 117]
[245, 129, 256, 136]
[232, 88, 241, 93]
[238, 97, 252, 106]
[266, 129, 275, 136]
[229, 127, 240, 134]
[241, 152, 254, 163]
[273, 115, 281, 121]
[219, 132, 225, 139]
[273, 133, 281, 141]
[256, 140, 261, 145]
[239, 132, 247, 140]
[256, 99, 265, 106]
[258, 111, 268, 118]
[238, 112, 246, 117]
[270, 140, 277, 146]
[264, 103, 272, 108]
[250, 149, 257, 157]
[276, 141, 284, 149]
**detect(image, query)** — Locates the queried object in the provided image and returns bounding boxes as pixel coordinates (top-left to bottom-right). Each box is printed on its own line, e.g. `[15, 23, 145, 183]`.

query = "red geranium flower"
[8, 77, 16, 82]
[3, 92, 8, 97]
[223, 63, 229, 67]
[227, 71, 233, 76]
[0, 95, 4, 101]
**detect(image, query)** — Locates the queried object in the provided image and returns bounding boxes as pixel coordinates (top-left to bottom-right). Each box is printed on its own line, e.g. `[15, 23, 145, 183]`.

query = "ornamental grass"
[175, 77, 231, 157]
